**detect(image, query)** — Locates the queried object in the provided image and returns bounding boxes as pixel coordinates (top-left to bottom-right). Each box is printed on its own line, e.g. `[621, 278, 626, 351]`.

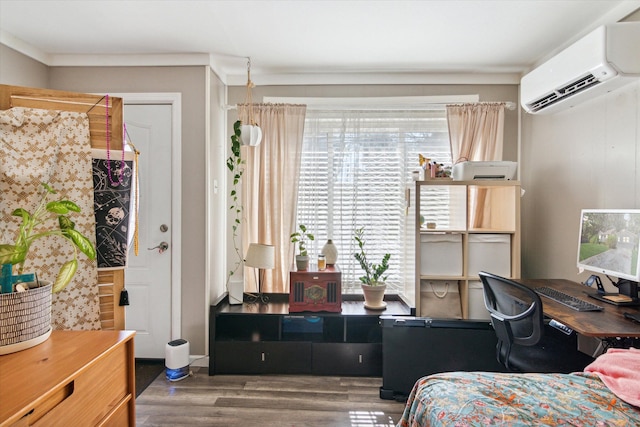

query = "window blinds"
[297, 109, 451, 293]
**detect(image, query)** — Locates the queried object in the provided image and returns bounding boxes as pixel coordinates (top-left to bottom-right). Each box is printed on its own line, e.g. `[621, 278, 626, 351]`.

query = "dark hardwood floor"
[136, 367, 406, 426]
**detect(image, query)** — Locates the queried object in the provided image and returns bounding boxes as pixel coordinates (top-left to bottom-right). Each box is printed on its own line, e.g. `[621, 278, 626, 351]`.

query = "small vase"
[321, 239, 338, 265]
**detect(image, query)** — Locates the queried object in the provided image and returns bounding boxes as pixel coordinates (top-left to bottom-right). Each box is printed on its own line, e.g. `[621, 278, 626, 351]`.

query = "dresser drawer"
[98, 396, 132, 427]
[32, 342, 130, 426]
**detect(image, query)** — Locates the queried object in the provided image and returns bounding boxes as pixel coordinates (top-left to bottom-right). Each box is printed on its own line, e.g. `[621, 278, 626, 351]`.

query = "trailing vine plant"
[226, 120, 244, 286]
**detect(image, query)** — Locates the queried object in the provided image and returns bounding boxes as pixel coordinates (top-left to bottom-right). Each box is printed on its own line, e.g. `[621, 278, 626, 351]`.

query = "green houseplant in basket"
[0, 182, 96, 354]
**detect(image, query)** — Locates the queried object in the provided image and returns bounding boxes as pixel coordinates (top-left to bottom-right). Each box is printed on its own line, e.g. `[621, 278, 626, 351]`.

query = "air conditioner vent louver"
[528, 74, 600, 112]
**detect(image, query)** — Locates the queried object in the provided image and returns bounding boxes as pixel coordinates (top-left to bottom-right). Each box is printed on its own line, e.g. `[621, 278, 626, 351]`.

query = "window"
[297, 108, 451, 293]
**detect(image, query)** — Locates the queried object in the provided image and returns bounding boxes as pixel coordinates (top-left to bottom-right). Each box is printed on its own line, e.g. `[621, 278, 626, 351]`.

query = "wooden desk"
[520, 278, 640, 338]
[0, 330, 135, 426]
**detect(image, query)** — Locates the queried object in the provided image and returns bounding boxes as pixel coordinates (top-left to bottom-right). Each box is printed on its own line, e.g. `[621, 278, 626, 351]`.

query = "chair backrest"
[479, 271, 545, 348]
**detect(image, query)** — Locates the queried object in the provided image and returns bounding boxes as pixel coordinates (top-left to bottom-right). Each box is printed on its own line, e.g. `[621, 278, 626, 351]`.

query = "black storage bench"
[380, 316, 507, 401]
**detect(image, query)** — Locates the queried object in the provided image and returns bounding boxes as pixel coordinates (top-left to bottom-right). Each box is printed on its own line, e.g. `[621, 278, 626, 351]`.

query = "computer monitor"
[577, 209, 640, 300]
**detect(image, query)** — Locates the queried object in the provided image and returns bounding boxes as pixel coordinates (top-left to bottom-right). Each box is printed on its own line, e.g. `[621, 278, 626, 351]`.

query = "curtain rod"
[223, 96, 516, 110]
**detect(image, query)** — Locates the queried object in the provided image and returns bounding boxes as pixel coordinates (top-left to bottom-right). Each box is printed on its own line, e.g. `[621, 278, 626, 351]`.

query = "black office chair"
[478, 271, 595, 373]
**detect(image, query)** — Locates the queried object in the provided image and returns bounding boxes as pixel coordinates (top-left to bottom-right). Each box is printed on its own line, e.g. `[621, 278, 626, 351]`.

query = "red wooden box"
[289, 265, 342, 313]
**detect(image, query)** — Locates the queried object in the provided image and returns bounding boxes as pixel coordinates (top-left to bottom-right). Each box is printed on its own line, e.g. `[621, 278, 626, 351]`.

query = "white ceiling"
[1, 0, 639, 85]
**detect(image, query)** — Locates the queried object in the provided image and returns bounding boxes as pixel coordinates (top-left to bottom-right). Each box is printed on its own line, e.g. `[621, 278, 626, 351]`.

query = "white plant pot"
[361, 282, 387, 310]
[227, 280, 244, 305]
[295, 255, 310, 271]
[240, 124, 262, 146]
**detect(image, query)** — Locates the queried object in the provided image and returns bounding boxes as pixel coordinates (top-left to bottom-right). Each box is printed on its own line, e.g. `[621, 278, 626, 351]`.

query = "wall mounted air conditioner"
[521, 22, 640, 114]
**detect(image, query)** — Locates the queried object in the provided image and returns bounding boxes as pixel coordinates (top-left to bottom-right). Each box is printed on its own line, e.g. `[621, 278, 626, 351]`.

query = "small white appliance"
[452, 161, 517, 181]
[165, 339, 190, 381]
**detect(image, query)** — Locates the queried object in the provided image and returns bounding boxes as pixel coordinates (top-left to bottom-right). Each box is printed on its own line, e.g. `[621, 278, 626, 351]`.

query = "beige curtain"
[238, 103, 307, 293]
[446, 103, 505, 228]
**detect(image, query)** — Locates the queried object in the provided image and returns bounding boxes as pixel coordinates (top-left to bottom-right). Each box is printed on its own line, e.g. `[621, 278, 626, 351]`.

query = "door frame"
[111, 92, 182, 342]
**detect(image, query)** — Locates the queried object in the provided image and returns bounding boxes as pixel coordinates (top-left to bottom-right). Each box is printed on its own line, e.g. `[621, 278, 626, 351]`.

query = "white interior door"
[124, 104, 173, 358]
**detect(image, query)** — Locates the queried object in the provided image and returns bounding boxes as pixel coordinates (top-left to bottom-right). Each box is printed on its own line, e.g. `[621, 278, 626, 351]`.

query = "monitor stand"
[585, 277, 640, 307]
[616, 279, 639, 299]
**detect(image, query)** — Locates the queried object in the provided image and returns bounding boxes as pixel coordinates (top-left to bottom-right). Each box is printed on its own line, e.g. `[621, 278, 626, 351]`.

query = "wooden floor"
[136, 367, 407, 426]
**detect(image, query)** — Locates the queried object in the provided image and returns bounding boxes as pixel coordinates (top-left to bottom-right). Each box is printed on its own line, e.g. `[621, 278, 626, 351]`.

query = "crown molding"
[224, 72, 522, 86]
[1, 30, 50, 65]
[2, 31, 521, 86]
[47, 53, 212, 67]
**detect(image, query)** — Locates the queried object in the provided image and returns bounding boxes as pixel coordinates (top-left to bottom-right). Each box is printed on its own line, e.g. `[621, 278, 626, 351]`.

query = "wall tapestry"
[0, 107, 100, 330]
[91, 149, 135, 270]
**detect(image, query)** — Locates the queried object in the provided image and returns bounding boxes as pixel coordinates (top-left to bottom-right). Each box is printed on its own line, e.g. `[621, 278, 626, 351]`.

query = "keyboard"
[534, 287, 604, 312]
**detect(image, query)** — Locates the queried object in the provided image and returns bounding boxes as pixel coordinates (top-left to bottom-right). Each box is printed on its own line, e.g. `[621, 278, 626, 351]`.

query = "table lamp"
[244, 243, 275, 303]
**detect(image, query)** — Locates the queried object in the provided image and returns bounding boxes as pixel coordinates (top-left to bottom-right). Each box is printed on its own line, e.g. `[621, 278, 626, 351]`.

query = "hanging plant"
[226, 120, 244, 284]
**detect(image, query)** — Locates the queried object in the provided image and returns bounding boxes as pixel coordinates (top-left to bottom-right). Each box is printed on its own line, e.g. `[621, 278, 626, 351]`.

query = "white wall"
[521, 80, 640, 291]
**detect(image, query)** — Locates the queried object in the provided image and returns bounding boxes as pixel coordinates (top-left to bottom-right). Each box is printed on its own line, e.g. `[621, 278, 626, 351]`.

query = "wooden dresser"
[0, 330, 136, 426]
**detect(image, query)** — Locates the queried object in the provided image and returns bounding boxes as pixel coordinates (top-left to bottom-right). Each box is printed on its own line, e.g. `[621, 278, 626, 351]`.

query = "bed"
[397, 347, 640, 426]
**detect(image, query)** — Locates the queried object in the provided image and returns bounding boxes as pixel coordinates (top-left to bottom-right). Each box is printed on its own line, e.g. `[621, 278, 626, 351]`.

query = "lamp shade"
[240, 124, 262, 146]
[244, 243, 275, 269]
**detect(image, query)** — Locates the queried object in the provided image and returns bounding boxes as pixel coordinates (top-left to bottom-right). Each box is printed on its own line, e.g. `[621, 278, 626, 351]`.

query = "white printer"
[452, 161, 517, 181]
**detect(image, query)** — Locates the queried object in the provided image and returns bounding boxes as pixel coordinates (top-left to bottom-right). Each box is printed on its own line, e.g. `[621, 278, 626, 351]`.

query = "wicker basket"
[0, 282, 52, 354]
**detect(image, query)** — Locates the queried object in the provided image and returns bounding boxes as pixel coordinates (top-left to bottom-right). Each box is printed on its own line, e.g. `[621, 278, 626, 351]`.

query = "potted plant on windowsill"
[290, 224, 314, 271]
[0, 182, 96, 354]
[354, 227, 390, 310]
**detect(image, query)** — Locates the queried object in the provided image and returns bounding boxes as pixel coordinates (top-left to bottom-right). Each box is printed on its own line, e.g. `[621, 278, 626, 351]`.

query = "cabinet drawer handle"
[358, 354, 363, 364]
[261, 352, 265, 362]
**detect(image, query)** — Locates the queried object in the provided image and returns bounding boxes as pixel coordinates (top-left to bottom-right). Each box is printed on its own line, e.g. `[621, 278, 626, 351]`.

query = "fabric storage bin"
[420, 280, 462, 319]
[468, 234, 511, 277]
[420, 233, 463, 276]
[467, 281, 491, 320]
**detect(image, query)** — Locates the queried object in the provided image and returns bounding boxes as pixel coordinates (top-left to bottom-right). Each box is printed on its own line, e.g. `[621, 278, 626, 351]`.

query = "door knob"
[148, 242, 169, 253]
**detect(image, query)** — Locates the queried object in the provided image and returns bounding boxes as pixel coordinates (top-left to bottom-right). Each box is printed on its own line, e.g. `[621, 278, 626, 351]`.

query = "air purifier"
[165, 339, 190, 381]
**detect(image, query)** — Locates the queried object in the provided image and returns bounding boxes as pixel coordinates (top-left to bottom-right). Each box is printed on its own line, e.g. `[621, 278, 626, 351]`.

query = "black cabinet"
[209, 295, 411, 376]
[215, 341, 311, 374]
[312, 343, 382, 376]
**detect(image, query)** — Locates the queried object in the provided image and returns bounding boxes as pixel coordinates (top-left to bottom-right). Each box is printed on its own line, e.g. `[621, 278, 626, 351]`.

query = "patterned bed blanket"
[397, 371, 640, 427]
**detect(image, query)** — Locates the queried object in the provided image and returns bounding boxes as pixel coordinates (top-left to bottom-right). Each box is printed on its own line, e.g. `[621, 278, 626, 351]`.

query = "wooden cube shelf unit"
[289, 265, 341, 313]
